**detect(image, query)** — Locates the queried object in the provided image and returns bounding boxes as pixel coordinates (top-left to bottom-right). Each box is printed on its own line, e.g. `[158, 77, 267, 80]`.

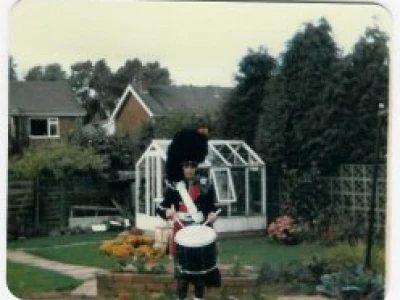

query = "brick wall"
[27, 116, 81, 148]
[115, 95, 151, 136]
[59, 116, 81, 138]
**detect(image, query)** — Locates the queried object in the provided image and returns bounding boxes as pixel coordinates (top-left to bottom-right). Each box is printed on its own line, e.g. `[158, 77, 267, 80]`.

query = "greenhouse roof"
[138, 139, 265, 167]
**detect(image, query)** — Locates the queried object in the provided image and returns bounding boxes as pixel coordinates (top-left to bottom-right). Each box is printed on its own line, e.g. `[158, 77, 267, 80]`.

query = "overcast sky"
[9, 0, 391, 86]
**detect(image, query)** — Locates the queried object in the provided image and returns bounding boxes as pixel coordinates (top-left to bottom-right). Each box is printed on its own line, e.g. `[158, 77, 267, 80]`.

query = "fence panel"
[7, 176, 34, 238]
[7, 174, 116, 235]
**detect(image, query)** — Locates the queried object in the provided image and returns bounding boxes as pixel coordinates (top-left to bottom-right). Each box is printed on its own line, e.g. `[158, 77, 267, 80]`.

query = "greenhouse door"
[136, 150, 165, 231]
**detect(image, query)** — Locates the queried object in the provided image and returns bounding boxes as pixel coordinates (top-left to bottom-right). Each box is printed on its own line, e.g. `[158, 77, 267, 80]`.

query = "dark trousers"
[177, 280, 205, 299]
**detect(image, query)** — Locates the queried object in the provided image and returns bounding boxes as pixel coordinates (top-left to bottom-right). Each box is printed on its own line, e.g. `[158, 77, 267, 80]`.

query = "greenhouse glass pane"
[213, 144, 236, 165]
[215, 170, 228, 199]
[206, 148, 226, 166]
[235, 145, 250, 164]
[138, 164, 146, 214]
[230, 169, 246, 216]
[211, 168, 236, 203]
[249, 168, 262, 215]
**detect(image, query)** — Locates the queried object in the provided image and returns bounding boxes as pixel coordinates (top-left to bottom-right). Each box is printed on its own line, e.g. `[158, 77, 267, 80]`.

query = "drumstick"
[202, 208, 222, 226]
[171, 205, 185, 228]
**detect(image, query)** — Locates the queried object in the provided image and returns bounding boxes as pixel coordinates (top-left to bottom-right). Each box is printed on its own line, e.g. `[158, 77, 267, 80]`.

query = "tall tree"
[255, 75, 286, 165]
[271, 18, 339, 172]
[320, 27, 389, 167]
[25, 64, 67, 81]
[9, 56, 18, 81]
[90, 59, 114, 110]
[142, 61, 171, 87]
[219, 47, 276, 146]
[68, 60, 94, 123]
[110, 59, 171, 98]
[42, 63, 67, 81]
[25, 66, 44, 81]
[69, 60, 93, 94]
[110, 58, 143, 98]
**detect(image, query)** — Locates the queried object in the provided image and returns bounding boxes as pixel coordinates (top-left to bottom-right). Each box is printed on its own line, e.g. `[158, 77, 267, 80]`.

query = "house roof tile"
[9, 81, 86, 117]
[136, 85, 232, 115]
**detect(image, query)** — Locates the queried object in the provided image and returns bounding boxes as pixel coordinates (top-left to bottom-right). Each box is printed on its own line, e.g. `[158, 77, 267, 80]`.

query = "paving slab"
[7, 250, 104, 281]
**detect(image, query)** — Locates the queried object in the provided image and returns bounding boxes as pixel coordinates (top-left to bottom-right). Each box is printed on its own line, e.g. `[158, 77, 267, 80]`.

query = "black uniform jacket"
[156, 177, 217, 221]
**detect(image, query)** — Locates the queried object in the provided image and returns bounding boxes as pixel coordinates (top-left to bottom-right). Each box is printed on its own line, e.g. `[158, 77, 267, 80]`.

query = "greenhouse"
[135, 139, 266, 233]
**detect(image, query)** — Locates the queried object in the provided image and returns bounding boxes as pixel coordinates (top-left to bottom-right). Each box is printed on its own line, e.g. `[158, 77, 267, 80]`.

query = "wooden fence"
[7, 174, 132, 236]
[7, 177, 35, 238]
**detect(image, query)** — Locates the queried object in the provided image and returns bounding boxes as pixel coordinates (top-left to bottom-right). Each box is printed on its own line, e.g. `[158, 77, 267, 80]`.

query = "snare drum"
[174, 225, 217, 275]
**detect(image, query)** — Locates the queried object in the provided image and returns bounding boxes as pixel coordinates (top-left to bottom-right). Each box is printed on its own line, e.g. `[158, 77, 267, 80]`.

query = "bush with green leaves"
[281, 164, 339, 242]
[304, 242, 385, 277]
[257, 261, 315, 286]
[9, 140, 109, 178]
[316, 264, 384, 300]
[332, 215, 368, 246]
[69, 129, 137, 171]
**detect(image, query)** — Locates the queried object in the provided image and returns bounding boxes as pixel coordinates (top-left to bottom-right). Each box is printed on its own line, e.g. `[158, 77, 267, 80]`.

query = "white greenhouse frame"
[135, 140, 267, 233]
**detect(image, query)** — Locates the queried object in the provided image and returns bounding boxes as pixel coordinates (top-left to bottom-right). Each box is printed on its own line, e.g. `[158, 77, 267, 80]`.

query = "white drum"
[175, 225, 216, 247]
[174, 225, 218, 274]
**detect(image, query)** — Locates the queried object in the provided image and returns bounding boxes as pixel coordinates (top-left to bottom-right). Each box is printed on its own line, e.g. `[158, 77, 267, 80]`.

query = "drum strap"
[176, 181, 198, 218]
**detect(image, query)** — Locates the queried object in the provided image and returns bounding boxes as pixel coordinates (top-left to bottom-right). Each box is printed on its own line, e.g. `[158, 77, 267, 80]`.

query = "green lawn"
[218, 236, 328, 265]
[7, 260, 83, 297]
[27, 243, 117, 269]
[17, 233, 329, 269]
[8, 231, 116, 250]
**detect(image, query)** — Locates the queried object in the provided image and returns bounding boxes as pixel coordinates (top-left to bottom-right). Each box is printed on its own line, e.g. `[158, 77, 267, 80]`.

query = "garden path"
[7, 249, 102, 297]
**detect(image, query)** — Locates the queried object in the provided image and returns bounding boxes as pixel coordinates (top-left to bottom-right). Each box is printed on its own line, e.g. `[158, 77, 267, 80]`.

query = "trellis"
[279, 164, 387, 229]
[329, 164, 386, 228]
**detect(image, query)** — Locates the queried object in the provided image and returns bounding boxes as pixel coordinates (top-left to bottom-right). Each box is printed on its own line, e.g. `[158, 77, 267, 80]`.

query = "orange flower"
[99, 241, 114, 255]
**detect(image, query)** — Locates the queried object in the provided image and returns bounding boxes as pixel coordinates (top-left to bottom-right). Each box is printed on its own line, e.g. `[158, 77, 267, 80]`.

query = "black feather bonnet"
[166, 128, 208, 182]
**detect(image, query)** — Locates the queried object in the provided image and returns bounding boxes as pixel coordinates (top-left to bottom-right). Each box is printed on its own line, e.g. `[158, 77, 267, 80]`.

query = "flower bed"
[96, 267, 258, 298]
[99, 228, 164, 273]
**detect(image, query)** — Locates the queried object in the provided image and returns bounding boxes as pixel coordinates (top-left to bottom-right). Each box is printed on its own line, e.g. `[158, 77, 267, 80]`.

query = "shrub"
[9, 140, 108, 179]
[316, 264, 384, 300]
[281, 164, 339, 243]
[69, 130, 137, 171]
[304, 242, 385, 277]
[332, 215, 367, 245]
[257, 261, 315, 286]
[267, 215, 303, 245]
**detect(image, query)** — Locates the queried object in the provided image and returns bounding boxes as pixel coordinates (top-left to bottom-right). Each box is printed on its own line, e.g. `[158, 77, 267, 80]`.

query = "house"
[101, 83, 232, 136]
[8, 81, 86, 152]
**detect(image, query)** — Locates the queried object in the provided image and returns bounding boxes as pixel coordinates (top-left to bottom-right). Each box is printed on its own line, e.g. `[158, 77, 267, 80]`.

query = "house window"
[29, 118, 60, 138]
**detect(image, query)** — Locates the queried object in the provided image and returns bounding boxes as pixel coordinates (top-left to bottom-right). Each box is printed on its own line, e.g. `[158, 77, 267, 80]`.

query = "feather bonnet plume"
[166, 128, 208, 182]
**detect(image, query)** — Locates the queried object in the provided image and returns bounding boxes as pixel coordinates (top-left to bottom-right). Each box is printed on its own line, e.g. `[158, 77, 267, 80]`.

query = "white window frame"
[211, 167, 237, 203]
[29, 117, 60, 139]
